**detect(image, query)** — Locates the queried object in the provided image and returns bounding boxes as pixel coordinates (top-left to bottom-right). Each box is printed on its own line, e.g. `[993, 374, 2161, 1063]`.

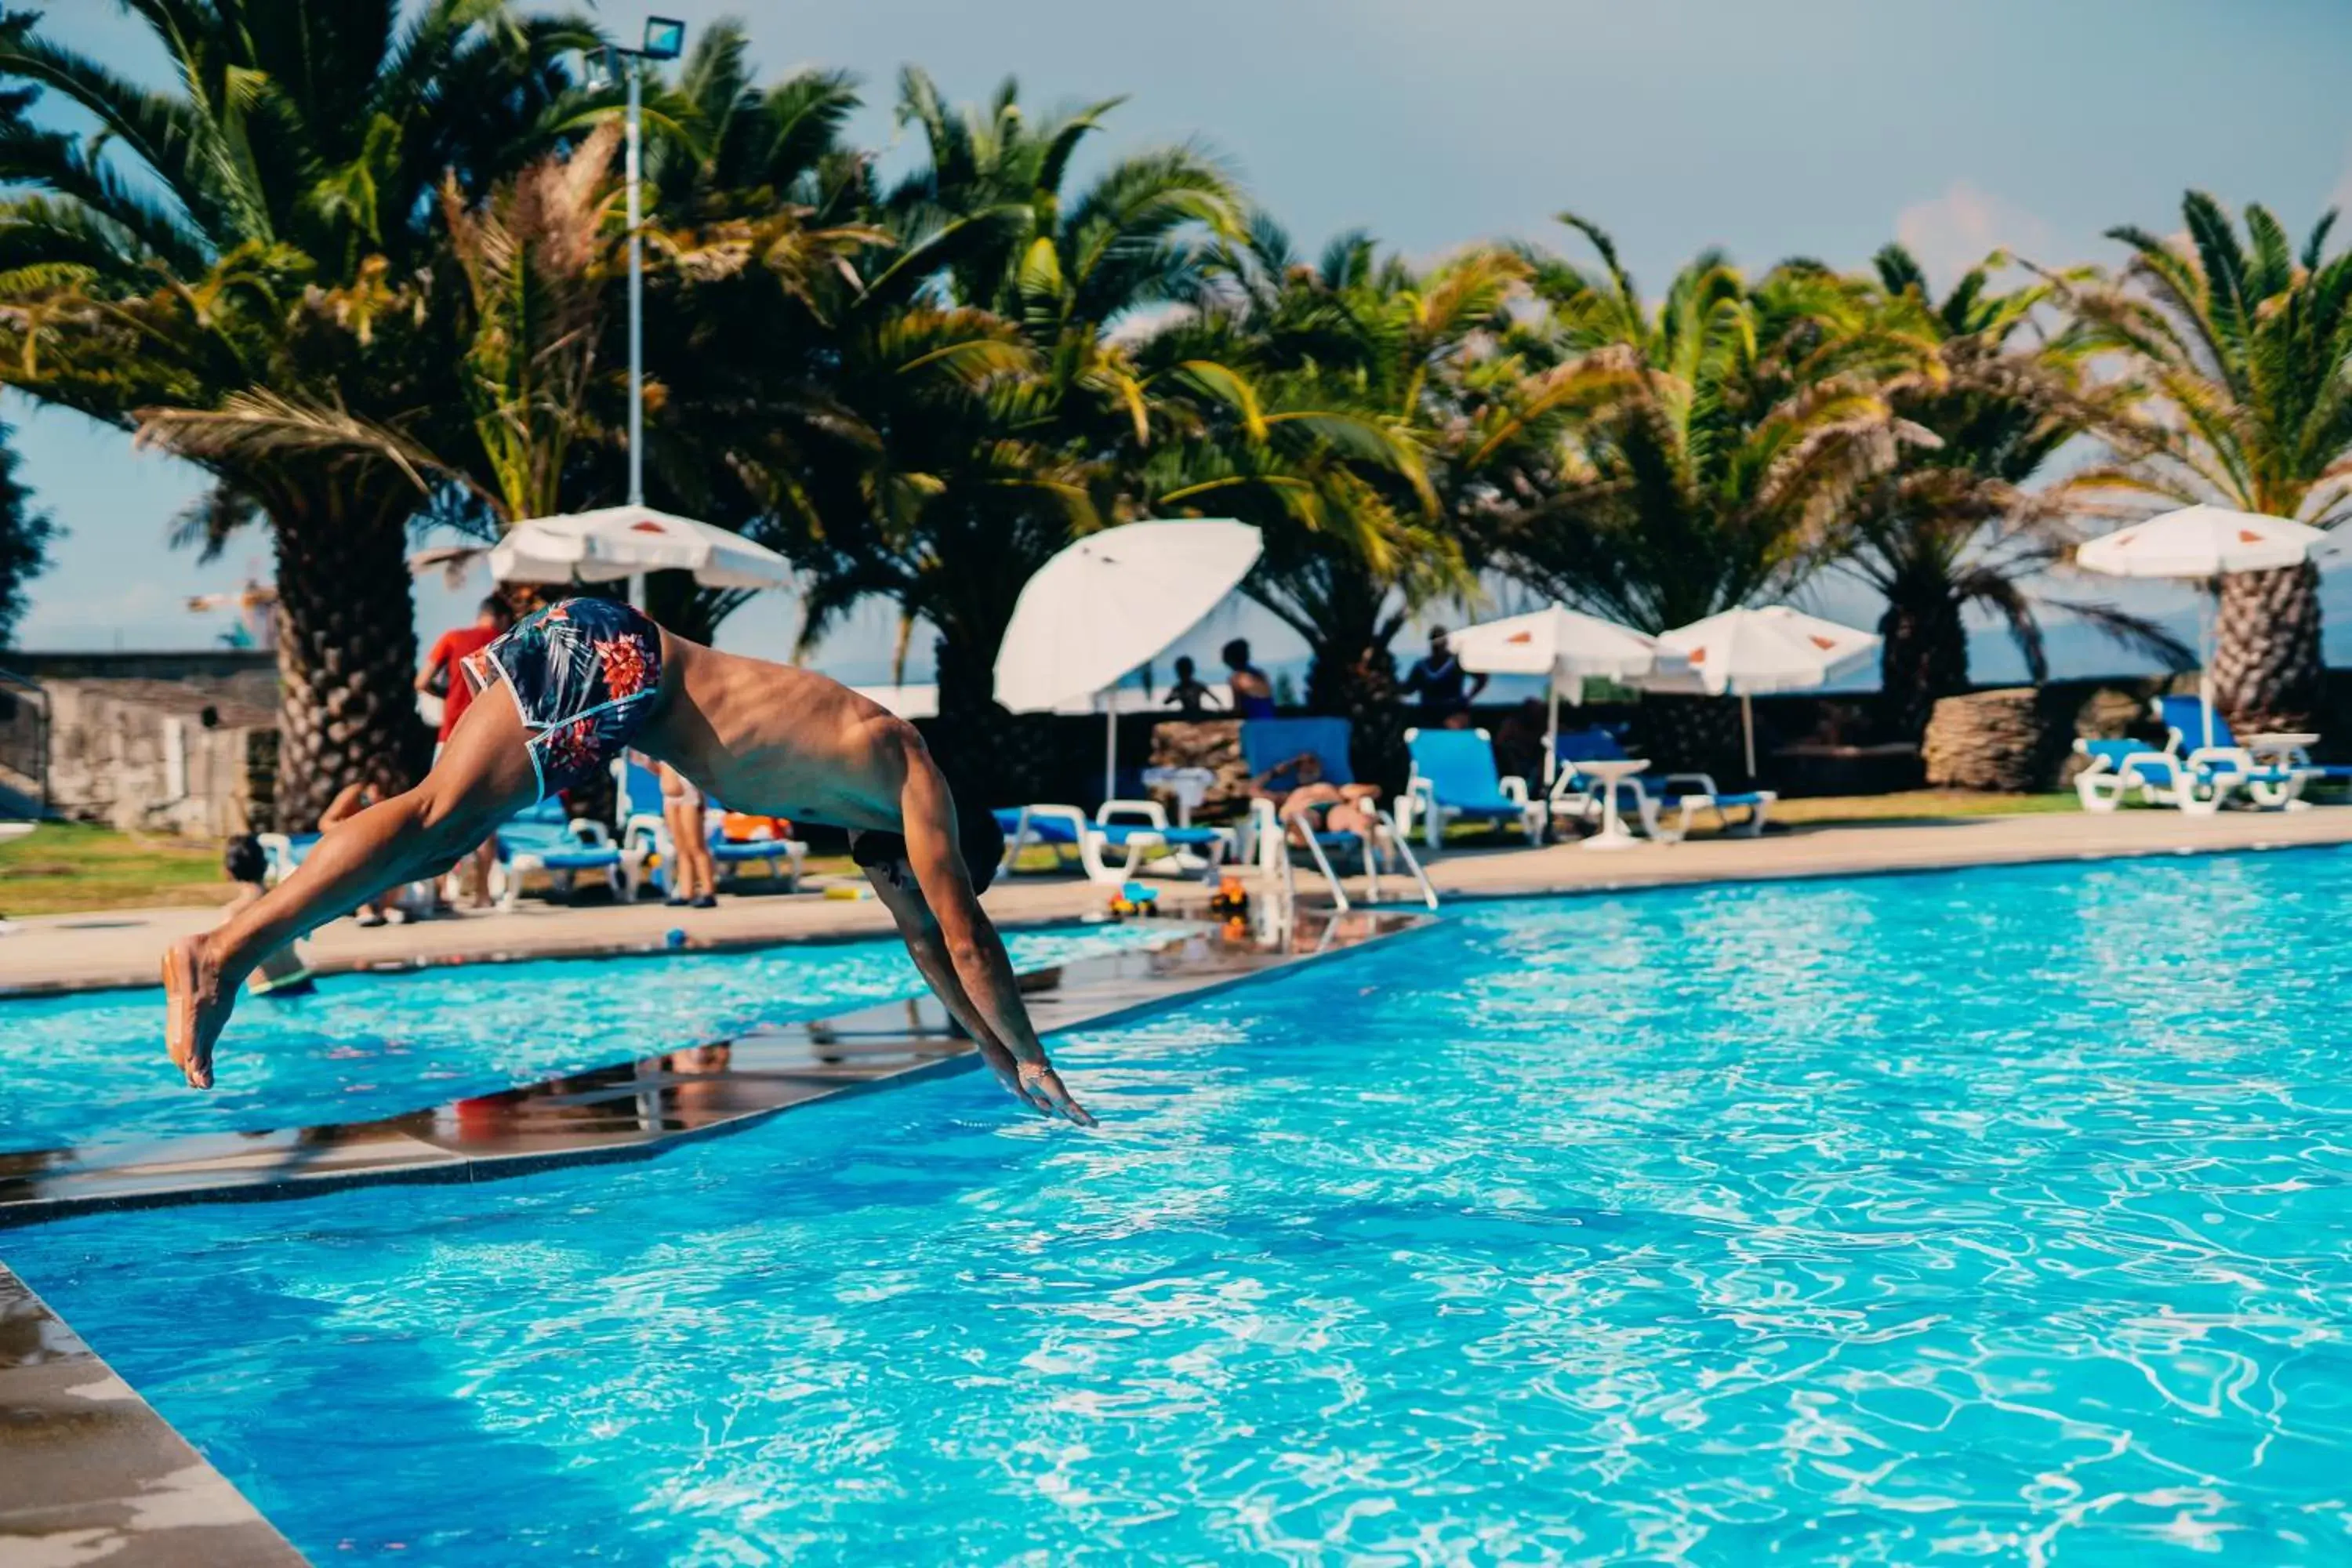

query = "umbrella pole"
[1544, 677, 1560, 788]
[1741, 693, 1756, 779]
[1103, 693, 1118, 807]
[2201, 583, 2216, 750]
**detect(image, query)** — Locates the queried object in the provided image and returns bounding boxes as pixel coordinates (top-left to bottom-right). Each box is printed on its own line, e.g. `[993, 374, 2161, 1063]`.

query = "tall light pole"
[594, 17, 686, 510]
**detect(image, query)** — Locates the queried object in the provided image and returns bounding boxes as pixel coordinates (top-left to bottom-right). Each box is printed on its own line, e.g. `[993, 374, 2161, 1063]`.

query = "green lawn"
[0, 822, 232, 916]
[0, 791, 2094, 916]
[1767, 789, 2080, 827]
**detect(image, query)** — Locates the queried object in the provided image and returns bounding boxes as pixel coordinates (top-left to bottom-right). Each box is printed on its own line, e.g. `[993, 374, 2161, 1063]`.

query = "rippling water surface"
[12, 852, 2352, 1564]
[0, 921, 1174, 1151]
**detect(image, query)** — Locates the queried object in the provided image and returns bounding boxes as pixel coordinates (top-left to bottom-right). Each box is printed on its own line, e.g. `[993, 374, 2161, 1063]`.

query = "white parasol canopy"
[995, 520, 1262, 799]
[1450, 604, 1686, 784]
[2076, 503, 2342, 748]
[1644, 605, 1882, 776]
[489, 504, 796, 590]
[2077, 504, 2332, 579]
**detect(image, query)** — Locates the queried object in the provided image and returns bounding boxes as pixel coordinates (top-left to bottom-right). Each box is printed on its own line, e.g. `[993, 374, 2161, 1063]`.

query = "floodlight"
[642, 16, 686, 60]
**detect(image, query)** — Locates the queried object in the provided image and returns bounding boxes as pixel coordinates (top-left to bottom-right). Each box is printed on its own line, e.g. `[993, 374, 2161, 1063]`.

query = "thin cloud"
[1893, 180, 2056, 289]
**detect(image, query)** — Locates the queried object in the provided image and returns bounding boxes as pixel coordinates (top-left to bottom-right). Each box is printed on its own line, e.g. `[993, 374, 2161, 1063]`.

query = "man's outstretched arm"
[892, 731, 1094, 1124]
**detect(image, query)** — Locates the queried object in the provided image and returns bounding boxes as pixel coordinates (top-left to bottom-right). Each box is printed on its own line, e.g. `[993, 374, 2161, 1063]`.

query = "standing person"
[417, 596, 517, 908]
[162, 599, 1093, 1123]
[1401, 626, 1487, 730]
[1163, 655, 1220, 719]
[658, 758, 717, 908]
[1221, 639, 1277, 720]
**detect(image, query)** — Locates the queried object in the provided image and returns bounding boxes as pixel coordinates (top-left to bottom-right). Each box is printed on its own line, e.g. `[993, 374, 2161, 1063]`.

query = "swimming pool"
[0, 921, 1180, 1153]
[10, 850, 2352, 1563]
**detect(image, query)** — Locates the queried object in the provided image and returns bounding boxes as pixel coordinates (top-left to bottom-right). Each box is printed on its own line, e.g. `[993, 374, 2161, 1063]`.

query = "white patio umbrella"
[1449, 603, 1685, 785]
[995, 520, 1262, 800]
[2076, 503, 2339, 749]
[1643, 605, 1882, 777]
[489, 504, 796, 591]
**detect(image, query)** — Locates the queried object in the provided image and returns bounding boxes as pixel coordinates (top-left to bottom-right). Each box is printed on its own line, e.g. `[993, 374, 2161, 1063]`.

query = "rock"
[1922, 688, 2073, 793]
[1149, 720, 1250, 818]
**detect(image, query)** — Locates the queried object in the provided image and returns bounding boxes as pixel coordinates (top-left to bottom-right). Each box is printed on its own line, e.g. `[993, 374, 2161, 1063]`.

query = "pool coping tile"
[0, 1262, 307, 1566]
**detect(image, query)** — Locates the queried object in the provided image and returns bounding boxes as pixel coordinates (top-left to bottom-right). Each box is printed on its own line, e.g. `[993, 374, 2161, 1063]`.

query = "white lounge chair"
[490, 797, 644, 909]
[2072, 737, 2255, 815]
[2151, 696, 2321, 808]
[1549, 728, 1776, 841]
[614, 757, 805, 895]
[993, 802, 1234, 886]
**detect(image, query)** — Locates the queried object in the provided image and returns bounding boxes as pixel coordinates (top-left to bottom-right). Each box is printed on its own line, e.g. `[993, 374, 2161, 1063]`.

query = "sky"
[14, 0, 2352, 683]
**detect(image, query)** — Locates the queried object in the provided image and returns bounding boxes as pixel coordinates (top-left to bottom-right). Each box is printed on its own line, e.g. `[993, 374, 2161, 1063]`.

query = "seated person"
[222, 835, 315, 997]
[1250, 751, 1381, 845]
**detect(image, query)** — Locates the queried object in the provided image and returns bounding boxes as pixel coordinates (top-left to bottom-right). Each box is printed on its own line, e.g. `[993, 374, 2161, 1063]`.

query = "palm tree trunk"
[1305, 633, 1407, 793]
[928, 630, 1034, 807]
[270, 485, 431, 829]
[2212, 561, 2322, 734]
[1875, 589, 1969, 743]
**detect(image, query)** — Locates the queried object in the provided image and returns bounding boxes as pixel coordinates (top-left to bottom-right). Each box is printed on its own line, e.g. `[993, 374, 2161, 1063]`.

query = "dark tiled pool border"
[0, 1262, 305, 1565]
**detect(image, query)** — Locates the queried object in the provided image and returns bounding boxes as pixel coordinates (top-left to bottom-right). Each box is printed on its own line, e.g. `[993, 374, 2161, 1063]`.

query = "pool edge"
[0, 1261, 308, 1565]
[0, 909, 1433, 1229]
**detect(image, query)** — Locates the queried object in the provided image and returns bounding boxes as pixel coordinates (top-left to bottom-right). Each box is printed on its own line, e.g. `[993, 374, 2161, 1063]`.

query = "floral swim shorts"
[462, 598, 663, 800]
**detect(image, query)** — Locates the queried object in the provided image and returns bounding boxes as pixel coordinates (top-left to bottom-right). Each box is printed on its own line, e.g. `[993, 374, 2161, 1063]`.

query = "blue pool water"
[12, 851, 2352, 1563]
[0, 922, 1178, 1152]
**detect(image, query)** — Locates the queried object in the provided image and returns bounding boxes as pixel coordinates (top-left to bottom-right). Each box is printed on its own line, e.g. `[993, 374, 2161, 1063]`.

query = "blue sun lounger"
[1240, 717, 1436, 910]
[1399, 727, 1546, 848]
[1548, 727, 1776, 840]
[491, 797, 643, 909]
[2153, 695, 2332, 804]
[614, 758, 805, 895]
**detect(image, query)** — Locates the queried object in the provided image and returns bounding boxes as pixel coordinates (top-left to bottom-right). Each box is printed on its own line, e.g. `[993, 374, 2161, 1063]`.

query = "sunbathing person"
[163, 598, 1092, 1124]
[1250, 751, 1381, 847]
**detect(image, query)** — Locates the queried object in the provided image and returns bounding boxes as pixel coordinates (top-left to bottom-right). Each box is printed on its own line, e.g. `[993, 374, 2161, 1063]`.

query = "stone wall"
[41, 677, 276, 837]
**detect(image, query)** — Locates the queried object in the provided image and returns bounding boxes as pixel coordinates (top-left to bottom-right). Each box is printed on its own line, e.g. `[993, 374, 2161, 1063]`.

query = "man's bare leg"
[162, 695, 539, 1088]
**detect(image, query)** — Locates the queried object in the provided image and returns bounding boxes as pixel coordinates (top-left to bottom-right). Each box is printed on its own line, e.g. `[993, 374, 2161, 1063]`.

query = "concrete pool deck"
[6, 804, 2351, 995]
[0, 1264, 304, 1566]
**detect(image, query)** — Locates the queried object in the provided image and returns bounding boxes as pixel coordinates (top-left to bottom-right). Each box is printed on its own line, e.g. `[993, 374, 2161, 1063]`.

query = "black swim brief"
[463, 597, 662, 800]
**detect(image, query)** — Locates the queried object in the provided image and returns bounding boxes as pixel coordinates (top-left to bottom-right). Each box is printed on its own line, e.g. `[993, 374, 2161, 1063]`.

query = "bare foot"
[162, 934, 234, 1090]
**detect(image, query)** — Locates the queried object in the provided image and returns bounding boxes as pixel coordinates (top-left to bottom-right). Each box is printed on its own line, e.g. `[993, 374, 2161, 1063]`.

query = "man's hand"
[1016, 1060, 1095, 1125]
[969, 1032, 1094, 1123]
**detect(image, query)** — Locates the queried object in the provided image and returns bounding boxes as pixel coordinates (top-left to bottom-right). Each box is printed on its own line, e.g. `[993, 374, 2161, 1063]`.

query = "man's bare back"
[162, 601, 1092, 1124]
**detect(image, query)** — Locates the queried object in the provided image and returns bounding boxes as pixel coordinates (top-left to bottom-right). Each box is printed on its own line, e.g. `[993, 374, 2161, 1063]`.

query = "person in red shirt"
[417, 597, 515, 906]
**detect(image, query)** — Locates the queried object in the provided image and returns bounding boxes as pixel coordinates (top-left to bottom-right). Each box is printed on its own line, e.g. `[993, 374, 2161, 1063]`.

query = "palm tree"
[1490, 218, 1939, 772]
[1497, 217, 1936, 632]
[776, 71, 1246, 796]
[0, 416, 48, 649]
[2065, 192, 2352, 732]
[1133, 223, 1503, 783]
[1851, 245, 2187, 739]
[0, 1, 583, 823]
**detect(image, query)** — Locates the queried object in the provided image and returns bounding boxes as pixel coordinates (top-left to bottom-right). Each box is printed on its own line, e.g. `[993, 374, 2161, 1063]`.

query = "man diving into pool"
[162, 598, 1094, 1124]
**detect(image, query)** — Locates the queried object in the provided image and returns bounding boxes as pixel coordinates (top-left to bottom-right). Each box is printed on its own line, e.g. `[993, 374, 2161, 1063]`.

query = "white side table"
[1141, 766, 1217, 827]
[2248, 731, 2321, 766]
[1573, 758, 1650, 851]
